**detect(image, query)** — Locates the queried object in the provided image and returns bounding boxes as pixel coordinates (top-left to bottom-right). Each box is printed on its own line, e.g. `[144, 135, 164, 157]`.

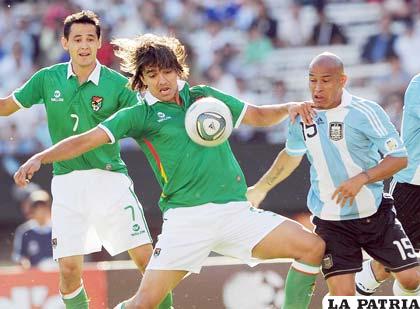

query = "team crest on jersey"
[329, 122, 344, 141]
[91, 96, 103, 111]
[322, 254, 333, 269]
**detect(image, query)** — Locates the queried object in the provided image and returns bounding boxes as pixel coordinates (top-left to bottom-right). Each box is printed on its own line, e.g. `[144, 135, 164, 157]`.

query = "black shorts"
[391, 181, 420, 251]
[313, 195, 419, 279]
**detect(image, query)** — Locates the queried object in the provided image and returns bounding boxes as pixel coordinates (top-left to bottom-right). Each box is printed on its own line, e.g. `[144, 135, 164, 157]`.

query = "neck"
[71, 61, 96, 84]
[175, 93, 182, 106]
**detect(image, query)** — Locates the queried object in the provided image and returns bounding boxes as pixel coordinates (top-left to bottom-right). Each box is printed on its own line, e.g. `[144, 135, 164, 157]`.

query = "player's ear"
[340, 74, 347, 87]
[98, 35, 102, 49]
[61, 36, 69, 51]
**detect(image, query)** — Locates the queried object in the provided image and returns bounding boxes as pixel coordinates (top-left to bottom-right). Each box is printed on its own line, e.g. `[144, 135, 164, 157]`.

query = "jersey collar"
[66, 59, 101, 86]
[144, 80, 187, 105]
[341, 88, 352, 107]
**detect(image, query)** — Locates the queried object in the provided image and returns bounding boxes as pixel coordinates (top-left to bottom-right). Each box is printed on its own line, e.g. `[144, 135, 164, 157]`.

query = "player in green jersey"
[0, 12, 172, 309]
[14, 34, 324, 309]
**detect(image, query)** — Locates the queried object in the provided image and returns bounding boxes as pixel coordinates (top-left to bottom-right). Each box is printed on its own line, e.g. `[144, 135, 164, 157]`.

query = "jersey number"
[70, 114, 79, 132]
[300, 123, 318, 141]
[393, 237, 416, 260]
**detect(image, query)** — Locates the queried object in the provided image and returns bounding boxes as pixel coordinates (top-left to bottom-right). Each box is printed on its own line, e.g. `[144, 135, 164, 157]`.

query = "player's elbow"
[243, 106, 269, 127]
[391, 156, 408, 172]
[400, 156, 408, 169]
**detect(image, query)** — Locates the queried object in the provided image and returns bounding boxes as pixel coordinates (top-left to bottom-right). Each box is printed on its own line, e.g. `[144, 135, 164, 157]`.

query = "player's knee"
[312, 236, 326, 259]
[397, 273, 420, 291]
[329, 285, 355, 296]
[299, 234, 325, 263]
[129, 244, 154, 272]
[59, 260, 82, 281]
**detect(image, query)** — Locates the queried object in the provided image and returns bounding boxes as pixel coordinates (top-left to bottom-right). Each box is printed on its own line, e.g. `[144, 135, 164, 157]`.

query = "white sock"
[393, 280, 420, 296]
[355, 260, 382, 295]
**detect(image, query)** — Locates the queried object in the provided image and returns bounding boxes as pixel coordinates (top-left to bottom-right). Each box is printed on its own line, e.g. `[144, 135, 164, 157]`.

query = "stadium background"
[0, 0, 418, 308]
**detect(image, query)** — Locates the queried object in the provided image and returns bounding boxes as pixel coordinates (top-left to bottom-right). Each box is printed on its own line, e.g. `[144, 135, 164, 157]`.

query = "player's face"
[308, 65, 347, 109]
[142, 67, 179, 102]
[61, 23, 101, 68]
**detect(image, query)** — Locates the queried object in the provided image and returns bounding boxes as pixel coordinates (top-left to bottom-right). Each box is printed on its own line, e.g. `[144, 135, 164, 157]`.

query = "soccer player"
[355, 74, 420, 296]
[14, 34, 324, 309]
[247, 52, 420, 296]
[0, 11, 172, 309]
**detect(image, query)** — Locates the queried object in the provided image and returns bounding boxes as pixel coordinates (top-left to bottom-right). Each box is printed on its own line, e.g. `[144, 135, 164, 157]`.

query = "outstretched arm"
[247, 149, 303, 208]
[332, 155, 407, 207]
[0, 96, 20, 116]
[14, 127, 110, 187]
[242, 102, 315, 127]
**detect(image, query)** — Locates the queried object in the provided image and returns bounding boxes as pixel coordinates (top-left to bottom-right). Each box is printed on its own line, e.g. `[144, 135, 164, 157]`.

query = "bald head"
[308, 52, 347, 109]
[309, 52, 344, 74]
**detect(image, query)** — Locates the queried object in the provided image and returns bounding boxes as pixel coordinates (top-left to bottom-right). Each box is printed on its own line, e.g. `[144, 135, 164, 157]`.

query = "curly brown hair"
[113, 34, 190, 92]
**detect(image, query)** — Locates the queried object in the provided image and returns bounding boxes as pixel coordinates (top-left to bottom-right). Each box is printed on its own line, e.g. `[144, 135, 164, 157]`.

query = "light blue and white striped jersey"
[286, 89, 407, 221]
[394, 74, 420, 185]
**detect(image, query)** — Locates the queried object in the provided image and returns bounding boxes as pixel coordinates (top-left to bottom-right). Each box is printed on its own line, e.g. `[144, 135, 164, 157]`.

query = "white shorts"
[51, 169, 152, 259]
[146, 201, 286, 273]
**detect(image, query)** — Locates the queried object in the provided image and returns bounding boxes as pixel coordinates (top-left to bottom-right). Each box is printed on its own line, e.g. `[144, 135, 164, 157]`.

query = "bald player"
[247, 52, 420, 295]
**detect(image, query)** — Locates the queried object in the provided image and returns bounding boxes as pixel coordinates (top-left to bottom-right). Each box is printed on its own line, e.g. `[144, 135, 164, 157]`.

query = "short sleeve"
[195, 85, 247, 129]
[13, 68, 46, 108]
[355, 101, 407, 157]
[285, 119, 307, 156]
[99, 104, 147, 144]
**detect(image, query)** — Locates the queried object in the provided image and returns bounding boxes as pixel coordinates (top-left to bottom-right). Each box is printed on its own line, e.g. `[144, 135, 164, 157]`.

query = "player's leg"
[51, 172, 103, 309]
[116, 270, 186, 309]
[312, 215, 366, 296]
[355, 259, 390, 295]
[326, 273, 356, 295]
[392, 266, 420, 295]
[213, 202, 324, 309]
[252, 219, 325, 309]
[116, 205, 216, 309]
[95, 171, 173, 308]
[363, 196, 419, 296]
[357, 181, 420, 295]
[127, 245, 174, 309]
[59, 255, 89, 309]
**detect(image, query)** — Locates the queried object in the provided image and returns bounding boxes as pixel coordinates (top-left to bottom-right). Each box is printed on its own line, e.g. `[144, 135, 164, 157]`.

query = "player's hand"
[288, 101, 316, 125]
[14, 155, 42, 187]
[332, 173, 368, 207]
[246, 186, 267, 208]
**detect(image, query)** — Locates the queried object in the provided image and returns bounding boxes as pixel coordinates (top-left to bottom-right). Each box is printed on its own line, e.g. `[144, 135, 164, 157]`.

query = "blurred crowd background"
[1, 0, 420, 156]
[1, 0, 420, 264]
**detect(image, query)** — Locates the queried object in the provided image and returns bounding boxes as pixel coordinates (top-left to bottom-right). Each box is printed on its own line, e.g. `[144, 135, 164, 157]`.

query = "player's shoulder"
[99, 65, 129, 85]
[33, 62, 67, 77]
[189, 84, 211, 97]
[347, 95, 385, 121]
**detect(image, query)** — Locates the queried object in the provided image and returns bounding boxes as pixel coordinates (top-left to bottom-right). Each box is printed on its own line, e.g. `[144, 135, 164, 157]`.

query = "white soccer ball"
[185, 97, 233, 147]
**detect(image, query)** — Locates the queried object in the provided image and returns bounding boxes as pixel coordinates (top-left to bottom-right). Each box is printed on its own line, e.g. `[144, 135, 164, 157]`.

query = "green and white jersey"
[13, 61, 139, 175]
[100, 81, 248, 212]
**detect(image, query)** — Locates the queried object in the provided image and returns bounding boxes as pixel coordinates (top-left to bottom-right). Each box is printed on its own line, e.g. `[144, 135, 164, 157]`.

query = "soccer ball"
[185, 97, 233, 147]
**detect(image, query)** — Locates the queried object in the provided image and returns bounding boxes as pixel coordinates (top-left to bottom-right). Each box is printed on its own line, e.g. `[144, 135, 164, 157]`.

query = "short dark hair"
[63, 10, 101, 39]
[113, 34, 190, 92]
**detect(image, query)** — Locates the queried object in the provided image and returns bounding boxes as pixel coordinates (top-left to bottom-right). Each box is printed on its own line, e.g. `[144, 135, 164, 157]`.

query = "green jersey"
[13, 61, 139, 175]
[101, 81, 248, 212]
